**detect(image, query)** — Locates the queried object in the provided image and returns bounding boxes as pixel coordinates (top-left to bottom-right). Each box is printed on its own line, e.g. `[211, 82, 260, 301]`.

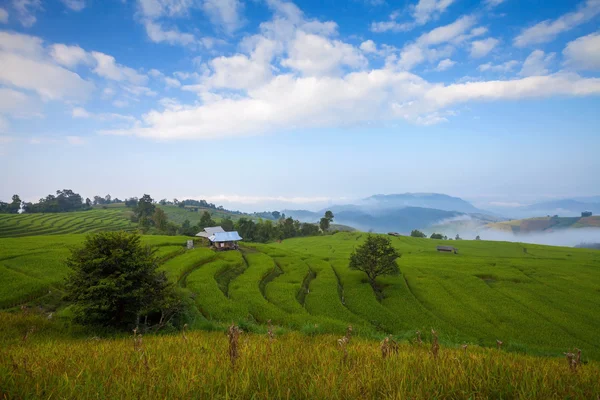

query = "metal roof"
[209, 231, 242, 242]
[195, 226, 225, 237]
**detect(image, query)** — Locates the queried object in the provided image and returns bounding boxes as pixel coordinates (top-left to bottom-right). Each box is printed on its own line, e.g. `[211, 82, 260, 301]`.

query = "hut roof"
[195, 226, 225, 238]
[436, 245, 457, 251]
[209, 231, 242, 243]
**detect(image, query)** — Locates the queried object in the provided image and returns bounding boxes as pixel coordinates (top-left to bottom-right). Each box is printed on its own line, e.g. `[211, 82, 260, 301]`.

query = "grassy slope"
[0, 234, 189, 309]
[1, 228, 600, 360]
[0, 208, 136, 238]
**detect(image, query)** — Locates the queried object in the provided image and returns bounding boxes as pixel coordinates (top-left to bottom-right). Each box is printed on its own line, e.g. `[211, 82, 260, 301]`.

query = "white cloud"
[417, 15, 476, 46]
[360, 40, 377, 54]
[0, 8, 8, 23]
[413, 0, 455, 25]
[12, 0, 42, 27]
[371, 0, 456, 32]
[395, 15, 477, 70]
[519, 50, 555, 76]
[0, 50, 94, 101]
[203, 0, 243, 34]
[435, 58, 456, 71]
[72, 107, 135, 122]
[91, 51, 148, 85]
[60, 0, 86, 11]
[478, 60, 519, 73]
[101, 69, 600, 140]
[72, 107, 91, 118]
[137, 0, 196, 19]
[514, 0, 600, 47]
[66, 135, 86, 145]
[0, 30, 44, 57]
[50, 44, 92, 68]
[484, 0, 505, 7]
[143, 19, 197, 47]
[113, 99, 129, 108]
[470, 37, 499, 58]
[563, 33, 600, 70]
[282, 32, 367, 76]
[164, 76, 181, 87]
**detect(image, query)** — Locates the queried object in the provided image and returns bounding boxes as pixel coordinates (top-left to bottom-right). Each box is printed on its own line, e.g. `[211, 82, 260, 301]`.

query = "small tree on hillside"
[64, 232, 178, 329]
[430, 233, 444, 239]
[199, 211, 216, 229]
[320, 210, 334, 232]
[475, 235, 481, 240]
[411, 229, 426, 238]
[220, 216, 235, 231]
[349, 235, 401, 291]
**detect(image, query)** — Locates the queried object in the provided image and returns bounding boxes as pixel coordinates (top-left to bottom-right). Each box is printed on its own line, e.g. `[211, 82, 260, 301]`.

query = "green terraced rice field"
[0, 234, 188, 309]
[0, 209, 136, 238]
[1, 225, 600, 360]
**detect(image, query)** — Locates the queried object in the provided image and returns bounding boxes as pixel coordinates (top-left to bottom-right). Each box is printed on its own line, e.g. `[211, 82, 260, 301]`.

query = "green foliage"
[220, 216, 235, 231]
[319, 210, 334, 232]
[430, 233, 444, 239]
[410, 229, 426, 238]
[198, 211, 216, 229]
[348, 235, 401, 287]
[64, 232, 175, 329]
[21, 189, 88, 213]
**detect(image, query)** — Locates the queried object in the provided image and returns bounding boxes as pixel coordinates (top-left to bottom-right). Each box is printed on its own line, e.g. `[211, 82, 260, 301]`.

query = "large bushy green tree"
[64, 232, 177, 329]
[349, 235, 401, 289]
[320, 210, 334, 232]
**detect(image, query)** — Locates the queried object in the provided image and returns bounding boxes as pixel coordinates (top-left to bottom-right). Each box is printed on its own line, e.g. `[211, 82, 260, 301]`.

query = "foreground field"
[0, 313, 598, 399]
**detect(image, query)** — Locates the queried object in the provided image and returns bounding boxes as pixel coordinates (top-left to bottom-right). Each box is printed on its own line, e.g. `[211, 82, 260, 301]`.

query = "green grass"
[0, 209, 136, 238]
[1, 224, 600, 360]
[0, 234, 189, 309]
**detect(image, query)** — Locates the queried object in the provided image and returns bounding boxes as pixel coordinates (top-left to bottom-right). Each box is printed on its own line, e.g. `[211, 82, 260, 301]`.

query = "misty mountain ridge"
[283, 192, 500, 233]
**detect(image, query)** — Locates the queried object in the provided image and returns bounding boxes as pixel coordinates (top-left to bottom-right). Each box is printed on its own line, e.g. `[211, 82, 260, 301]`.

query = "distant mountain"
[361, 193, 486, 214]
[284, 192, 499, 233]
[285, 207, 464, 233]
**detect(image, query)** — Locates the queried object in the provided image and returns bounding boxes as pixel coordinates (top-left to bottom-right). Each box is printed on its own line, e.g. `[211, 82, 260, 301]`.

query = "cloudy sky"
[1, 0, 599, 211]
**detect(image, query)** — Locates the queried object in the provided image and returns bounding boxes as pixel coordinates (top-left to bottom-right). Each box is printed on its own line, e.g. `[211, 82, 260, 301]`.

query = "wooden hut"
[437, 245, 458, 254]
[208, 231, 243, 251]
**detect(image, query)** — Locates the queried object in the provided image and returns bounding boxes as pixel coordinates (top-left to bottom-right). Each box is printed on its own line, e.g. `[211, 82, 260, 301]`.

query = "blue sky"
[0, 0, 599, 211]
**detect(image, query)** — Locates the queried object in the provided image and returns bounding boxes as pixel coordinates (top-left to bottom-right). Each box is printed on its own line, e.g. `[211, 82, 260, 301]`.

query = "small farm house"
[209, 231, 242, 250]
[437, 245, 458, 254]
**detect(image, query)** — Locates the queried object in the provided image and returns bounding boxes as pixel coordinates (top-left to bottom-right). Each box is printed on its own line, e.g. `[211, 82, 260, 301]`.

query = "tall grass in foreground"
[1, 315, 599, 399]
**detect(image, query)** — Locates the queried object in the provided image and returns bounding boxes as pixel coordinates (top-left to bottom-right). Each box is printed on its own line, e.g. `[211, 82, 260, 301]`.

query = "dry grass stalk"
[182, 324, 188, 342]
[337, 336, 349, 363]
[431, 329, 439, 359]
[133, 328, 143, 352]
[267, 320, 274, 342]
[564, 348, 582, 372]
[380, 336, 399, 359]
[461, 344, 468, 355]
[416, 330, 423, 346]
[22, 326, 35, 342]
[496, 340, 503, 350]
[227, 324, 242, 367]
[345, 325, 353, 344]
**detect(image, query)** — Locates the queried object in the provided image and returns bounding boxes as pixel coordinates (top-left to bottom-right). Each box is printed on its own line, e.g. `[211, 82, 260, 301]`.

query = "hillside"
[487, 215, 600, 233]
[2, 230, 600, 361]
[0, 208, 136, 238]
